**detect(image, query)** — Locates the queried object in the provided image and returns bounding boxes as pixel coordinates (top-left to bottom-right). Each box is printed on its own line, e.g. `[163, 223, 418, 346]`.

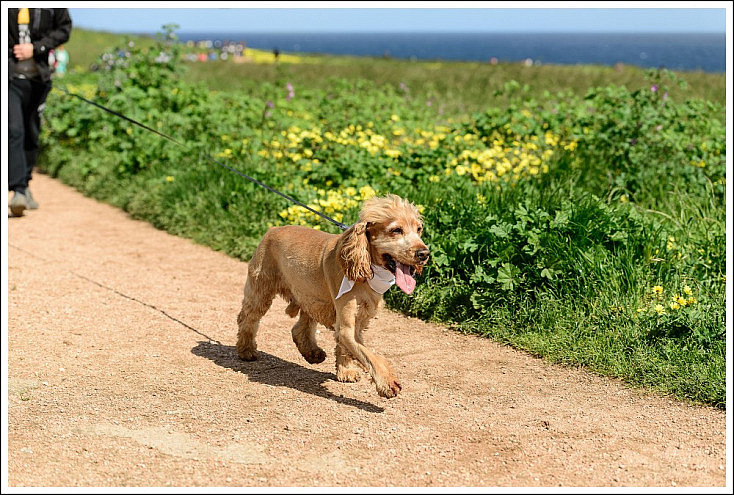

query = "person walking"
[8, 8, 72, 217]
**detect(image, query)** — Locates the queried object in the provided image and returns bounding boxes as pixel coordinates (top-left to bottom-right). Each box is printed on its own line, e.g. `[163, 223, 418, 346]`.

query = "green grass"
[64, 28, 725, 116]
[64, 28, 157, 73]
[184, 58, 726, 118]
[44, 28, 726, 408]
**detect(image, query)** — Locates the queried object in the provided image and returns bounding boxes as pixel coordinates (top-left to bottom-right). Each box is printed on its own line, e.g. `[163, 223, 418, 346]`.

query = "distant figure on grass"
[53, 44, 69, 77]
[8, 8, 72, 217]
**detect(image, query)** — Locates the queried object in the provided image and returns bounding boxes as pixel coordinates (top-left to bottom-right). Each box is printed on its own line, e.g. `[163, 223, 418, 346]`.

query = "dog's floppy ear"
[339, 221, 372, 282]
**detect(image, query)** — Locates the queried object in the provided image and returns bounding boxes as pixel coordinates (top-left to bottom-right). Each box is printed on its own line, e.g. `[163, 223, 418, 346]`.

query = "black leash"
[56, 86, 349, 231]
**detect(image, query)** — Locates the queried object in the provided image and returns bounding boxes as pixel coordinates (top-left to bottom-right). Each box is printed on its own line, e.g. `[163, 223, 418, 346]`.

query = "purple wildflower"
[651, 84, 658, 93]
[286, 82, 295, 102]
[262, 100, 275, 121]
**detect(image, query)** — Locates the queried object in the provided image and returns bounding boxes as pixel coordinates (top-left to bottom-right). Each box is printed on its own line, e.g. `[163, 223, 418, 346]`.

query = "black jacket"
[8, 8, 72, 82]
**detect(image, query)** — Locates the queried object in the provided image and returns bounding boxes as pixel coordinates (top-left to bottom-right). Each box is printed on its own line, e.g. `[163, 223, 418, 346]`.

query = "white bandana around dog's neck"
[336, 264, 395, 299]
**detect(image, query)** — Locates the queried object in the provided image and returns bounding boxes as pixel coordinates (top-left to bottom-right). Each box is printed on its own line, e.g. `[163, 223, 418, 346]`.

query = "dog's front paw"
[336, 366, 362, 383]
[303, 347, 327, 364]
[237, 348, 259, 361]
[376, 377, 402, 398]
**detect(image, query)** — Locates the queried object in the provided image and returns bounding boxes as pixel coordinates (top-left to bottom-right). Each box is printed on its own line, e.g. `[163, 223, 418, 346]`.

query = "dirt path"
[4, 173, 728, 488]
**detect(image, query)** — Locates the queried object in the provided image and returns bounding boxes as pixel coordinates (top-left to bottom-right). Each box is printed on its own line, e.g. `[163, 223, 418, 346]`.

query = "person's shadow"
[191, 341, 384, 413]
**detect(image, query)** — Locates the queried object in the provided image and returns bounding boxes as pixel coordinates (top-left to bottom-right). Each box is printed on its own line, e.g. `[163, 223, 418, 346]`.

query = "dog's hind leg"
[236, 274, 275, 361]
[291, 312, 327, 364]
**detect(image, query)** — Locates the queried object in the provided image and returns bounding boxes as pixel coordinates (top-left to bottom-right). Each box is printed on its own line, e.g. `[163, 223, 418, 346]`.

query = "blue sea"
[176, 32, 726, 73]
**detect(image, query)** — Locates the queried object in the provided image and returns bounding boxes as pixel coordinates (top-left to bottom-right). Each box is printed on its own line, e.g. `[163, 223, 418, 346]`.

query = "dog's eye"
[390, 227, 404, 235]
[417, 226, 423, 234]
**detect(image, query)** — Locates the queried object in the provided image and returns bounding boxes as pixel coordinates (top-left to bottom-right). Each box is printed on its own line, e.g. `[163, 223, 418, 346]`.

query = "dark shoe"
[24, 189, 39, 209]
[9, 191, 27, 217]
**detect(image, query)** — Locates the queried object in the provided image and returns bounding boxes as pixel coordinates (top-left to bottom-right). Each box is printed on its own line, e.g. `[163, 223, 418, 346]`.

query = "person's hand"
[13, 43, 34, 61]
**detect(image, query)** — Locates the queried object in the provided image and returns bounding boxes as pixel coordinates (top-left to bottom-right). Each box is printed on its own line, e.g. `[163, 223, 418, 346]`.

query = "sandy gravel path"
[4, 173, 728, 488]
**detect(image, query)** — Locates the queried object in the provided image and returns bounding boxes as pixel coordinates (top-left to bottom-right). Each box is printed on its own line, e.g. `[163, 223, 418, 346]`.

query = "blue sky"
[62, 3, 729, 34]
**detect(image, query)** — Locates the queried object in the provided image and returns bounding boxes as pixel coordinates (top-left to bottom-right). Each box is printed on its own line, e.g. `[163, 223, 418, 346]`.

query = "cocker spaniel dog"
[236, 194, 429, 398]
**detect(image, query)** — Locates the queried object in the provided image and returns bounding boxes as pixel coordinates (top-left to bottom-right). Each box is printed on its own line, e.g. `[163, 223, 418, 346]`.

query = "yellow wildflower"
[359, 185, 377, 200]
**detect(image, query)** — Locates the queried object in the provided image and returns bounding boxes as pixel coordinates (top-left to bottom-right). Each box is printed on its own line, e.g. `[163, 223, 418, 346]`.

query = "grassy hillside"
[64, 28, 725, 117]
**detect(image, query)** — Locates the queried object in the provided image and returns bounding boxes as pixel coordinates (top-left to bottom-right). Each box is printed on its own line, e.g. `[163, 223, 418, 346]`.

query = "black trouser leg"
[8, 77, 52, 192]
[8, 78, 28, 192]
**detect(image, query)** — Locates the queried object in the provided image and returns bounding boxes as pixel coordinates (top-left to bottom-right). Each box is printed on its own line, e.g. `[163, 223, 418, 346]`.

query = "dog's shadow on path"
[191, 341, 385, 414]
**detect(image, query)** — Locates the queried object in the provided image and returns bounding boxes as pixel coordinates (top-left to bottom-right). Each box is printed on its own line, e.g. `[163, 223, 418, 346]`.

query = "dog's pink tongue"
[395, 262, 416, 294]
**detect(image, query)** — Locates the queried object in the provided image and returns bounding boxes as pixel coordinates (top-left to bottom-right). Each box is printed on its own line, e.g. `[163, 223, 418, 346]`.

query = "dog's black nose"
[415, 249, 430, 263]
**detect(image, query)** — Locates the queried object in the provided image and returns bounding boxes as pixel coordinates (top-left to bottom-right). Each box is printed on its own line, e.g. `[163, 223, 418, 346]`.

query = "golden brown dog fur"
[236, 194, 429, 398]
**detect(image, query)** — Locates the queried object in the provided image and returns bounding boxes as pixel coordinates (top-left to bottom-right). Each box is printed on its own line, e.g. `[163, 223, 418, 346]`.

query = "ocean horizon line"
[121, 30, 726, 36]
